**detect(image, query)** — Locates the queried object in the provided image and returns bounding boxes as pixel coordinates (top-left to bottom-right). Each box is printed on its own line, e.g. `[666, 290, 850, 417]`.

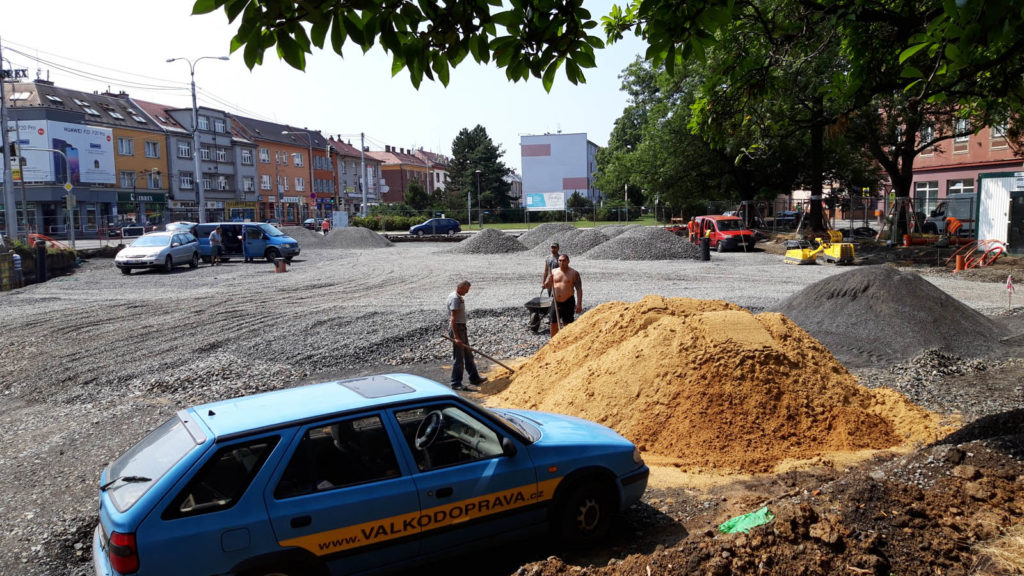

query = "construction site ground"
[1, 226, 1022, 576]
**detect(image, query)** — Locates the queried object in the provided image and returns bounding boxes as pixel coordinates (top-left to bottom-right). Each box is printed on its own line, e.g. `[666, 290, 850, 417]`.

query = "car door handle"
[290, 515, 312, 529]
[434, 487, 453, 499]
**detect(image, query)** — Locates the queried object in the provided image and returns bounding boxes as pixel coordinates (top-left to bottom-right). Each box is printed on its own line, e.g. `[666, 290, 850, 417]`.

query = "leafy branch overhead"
[192, 0, 605, 91]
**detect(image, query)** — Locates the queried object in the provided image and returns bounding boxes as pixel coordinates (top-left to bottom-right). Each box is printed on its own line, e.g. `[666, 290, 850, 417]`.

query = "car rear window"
[106, 416, 201, 512]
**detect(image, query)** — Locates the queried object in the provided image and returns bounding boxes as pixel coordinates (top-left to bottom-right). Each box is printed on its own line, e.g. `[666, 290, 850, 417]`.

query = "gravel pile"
[772, 266, 1010, 368]
[449, 228, 528, 254]
[585, 226, 703, 260]
[596, 224, 638, 239]
[279, 225, 322, 242]
[529, 228, 608, 256]
[517, 222, 575, 248]
[321, 227, 393, 249]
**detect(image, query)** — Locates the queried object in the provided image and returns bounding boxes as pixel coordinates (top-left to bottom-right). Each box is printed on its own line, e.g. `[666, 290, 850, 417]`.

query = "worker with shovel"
[446, 280, 487, 392]
[543, 254, 582, 337]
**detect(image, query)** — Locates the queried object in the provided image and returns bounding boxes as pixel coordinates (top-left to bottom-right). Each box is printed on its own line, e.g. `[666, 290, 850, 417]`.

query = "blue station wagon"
[409, 218, 461, 236]
[92, 374, 648, 576]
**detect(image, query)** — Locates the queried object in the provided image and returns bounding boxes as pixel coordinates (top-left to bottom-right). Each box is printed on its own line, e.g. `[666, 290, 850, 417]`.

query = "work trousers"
[450, 323, 481, 386]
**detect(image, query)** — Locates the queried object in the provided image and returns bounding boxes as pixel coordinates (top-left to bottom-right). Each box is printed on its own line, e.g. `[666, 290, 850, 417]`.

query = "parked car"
[303, 218, 320, 230]
[773, 210, 802, 229]
[164, 221, 197, 233]
[92, 373, 648, 576]
[195, 222, 301, 263]
[409, 217, 462, 236]
[114, 231, 200, 274]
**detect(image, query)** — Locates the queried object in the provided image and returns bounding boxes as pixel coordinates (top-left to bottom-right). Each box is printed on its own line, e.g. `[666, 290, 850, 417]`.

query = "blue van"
[194, 222, 300, 263]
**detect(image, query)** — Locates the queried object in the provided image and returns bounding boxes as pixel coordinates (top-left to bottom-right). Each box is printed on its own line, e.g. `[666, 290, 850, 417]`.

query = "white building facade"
[520, 133, 600, 205]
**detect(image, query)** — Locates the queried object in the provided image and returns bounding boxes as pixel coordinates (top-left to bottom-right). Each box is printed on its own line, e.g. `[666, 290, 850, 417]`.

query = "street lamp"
[474, 169, 482, 229]
[166, 55, 229, 224]
[131, 169, 161, 224]
[282, 130, 315, 220]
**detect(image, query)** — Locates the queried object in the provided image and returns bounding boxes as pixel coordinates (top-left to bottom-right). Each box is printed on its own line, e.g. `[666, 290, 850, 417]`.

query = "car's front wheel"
[120, 267, 131, 275]
[416, 230, 424, 237]
[162, 256, 173, 273]
[553, 480, 615, 546]
[717, 241, 726, 253]
[264, 247, 281, 263]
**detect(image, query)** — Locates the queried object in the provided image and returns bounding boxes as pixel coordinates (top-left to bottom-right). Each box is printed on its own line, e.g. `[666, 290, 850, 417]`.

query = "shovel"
[441, 334, 516, 374]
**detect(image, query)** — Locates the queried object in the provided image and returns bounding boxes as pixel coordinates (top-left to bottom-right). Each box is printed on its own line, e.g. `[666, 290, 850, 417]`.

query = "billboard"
[525, 192, 566, 212]
[1, 120, 115, 184]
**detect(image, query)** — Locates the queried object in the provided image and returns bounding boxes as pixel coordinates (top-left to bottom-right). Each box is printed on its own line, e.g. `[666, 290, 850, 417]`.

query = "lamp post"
[1, 39, 18, 240]
[282, 130, 315, 219]
[131, 169, 161, 224]
[166, 56, 228, 224]
[474, 169, 482, 229]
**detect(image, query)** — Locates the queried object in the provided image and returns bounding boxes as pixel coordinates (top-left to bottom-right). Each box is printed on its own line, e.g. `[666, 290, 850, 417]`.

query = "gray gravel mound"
[772, 266, 1010, 368]
[279, 225, 322, 243]
[596, 224, 639, 239]
[530, 228, 608, 256]
[518, 222, 575, 248]
[450, 228, 527, 254]
[584, 226, 703, 260]
[322, 227, 393, 249]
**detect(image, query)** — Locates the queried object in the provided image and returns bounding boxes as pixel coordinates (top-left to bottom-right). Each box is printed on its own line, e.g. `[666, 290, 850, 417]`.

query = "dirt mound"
[517, 222, 576, 248]
[584, 226, 702, 260]
[491, 295, 944, 473]
[772, 266, 1009, 368]
[529, 228, 607, 256]
[450, 228, 527, 254]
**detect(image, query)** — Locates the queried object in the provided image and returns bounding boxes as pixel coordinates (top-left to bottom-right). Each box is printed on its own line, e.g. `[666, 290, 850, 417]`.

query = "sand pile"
[491, 295, 943, 473]
[530, 228, 608, 256]
[772, 267, 1009, 368]
[518, 222, 576, 248]
[450, 228, 528, 254]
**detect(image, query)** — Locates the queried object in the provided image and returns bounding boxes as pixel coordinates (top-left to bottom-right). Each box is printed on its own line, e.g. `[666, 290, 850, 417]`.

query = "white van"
[923, 192, 976, 236]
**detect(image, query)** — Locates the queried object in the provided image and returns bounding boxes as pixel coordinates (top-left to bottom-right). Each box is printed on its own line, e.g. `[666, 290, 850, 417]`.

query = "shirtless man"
[542, 254, 582, 337]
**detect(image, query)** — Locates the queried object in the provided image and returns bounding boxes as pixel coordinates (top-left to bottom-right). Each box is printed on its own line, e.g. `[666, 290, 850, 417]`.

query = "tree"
[448, 125, 514, 216]
[404, 180, 429, 211]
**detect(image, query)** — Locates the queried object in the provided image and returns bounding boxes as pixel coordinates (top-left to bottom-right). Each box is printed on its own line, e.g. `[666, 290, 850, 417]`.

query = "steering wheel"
[414, 411, 444, 450]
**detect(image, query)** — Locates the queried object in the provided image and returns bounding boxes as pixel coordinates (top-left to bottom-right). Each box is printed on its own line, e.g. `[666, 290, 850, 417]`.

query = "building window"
[202, 177, 212, 191]
[198, 115, 209, 131]
[953, 119, 970, 153]
[119, 171, 134, 188]
[131, 114, 147, 123]
[293, 153, 303, 167]
[275, 151, 282, 164]
[74, 98, 89, 106]
[259, 148, 270, 163]
[200, 147, 211, 161]
[145, 141, 160, 159]
[914, 180, 940, 213]
[45, 94, 63, 103]
[177, 141, 192, 159]
[217, 176, 229, 190]
[991, 123, 1008, 149]
[216, 148, 228, 162]
[243, 177, 255, 192]
[117, 138, 135, 156]
[241, 149, 254, 165]
[147, 172, 162, 189]
[295, 177, 305, 192]
[261, 175, 271, 190]
[919, 126, 935, 156]
[83, 107, 101, 116]
[214, 119, 226, 133]
[947, 179, 974, 196]
[108, 111, 125, 120]
[180, 172, 194, 189]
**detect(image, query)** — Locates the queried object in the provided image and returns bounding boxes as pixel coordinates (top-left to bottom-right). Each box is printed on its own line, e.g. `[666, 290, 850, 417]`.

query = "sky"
[1, 0, 648, 173]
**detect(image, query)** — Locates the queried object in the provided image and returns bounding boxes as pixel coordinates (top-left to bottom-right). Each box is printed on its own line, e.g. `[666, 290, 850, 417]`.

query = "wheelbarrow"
[524, 289, 553, 333]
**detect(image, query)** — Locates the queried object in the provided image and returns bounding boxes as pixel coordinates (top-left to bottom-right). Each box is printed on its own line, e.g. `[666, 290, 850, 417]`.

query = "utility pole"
[359, 132, 367, 217]
[1, 37, 18, 240]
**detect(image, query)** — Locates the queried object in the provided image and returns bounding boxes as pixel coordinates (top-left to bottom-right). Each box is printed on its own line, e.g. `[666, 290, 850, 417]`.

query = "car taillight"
[108, 531, 139, 574]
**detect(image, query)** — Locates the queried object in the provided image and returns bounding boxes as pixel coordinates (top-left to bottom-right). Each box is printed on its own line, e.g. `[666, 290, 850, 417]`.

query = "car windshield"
[258, 223, 285, 237]
[131, 235, 171, 248]
[716, 220, 745, 231]
[106, 416, 199, 512]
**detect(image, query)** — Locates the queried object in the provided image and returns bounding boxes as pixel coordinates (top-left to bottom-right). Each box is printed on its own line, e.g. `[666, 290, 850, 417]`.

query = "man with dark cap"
[541, 242, 561, 296]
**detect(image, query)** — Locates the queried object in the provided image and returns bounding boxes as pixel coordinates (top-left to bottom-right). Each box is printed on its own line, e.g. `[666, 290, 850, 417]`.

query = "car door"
[244, 226, 268, 260]
[389, 402, 541, 557]
[265, 413, 422, 574]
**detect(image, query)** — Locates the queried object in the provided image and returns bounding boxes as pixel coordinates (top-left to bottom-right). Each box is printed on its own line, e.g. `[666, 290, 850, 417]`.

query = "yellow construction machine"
[784, 230, 855, 265]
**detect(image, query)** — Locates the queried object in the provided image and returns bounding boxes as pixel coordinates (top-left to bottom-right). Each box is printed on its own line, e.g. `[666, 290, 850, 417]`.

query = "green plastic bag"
[718, 506, 775, 534]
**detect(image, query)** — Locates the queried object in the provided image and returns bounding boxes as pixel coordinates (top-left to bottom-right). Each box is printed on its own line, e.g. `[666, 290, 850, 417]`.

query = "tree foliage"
[448, 125, 514, 212]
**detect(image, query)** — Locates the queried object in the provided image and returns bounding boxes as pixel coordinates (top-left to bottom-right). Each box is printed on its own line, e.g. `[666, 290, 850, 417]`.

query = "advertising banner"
[525, 192, 566, 212]
[1, 120, 115, 184]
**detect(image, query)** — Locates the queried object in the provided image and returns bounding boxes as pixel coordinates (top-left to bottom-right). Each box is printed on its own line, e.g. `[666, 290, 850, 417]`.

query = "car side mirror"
[171, 242, 180, 247]
[501, 436, 517, 457]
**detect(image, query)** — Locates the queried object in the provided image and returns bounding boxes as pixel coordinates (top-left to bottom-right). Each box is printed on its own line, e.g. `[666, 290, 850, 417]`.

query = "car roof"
[697, 215, 741, 221]
[189, 373, 456, 438]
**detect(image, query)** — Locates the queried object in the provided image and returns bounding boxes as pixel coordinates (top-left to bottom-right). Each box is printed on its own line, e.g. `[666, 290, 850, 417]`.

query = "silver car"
[114, 231, 200, 275]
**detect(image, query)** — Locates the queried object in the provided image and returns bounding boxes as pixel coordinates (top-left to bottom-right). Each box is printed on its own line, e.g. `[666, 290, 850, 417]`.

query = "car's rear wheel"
[162, 256, 173, 273]
[447, 228, 456, 236]
[189, 253, 199, 268]
[264, 247, 280, 263]
[120, 267, 131, 275]
[553, 479, 615, 546]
